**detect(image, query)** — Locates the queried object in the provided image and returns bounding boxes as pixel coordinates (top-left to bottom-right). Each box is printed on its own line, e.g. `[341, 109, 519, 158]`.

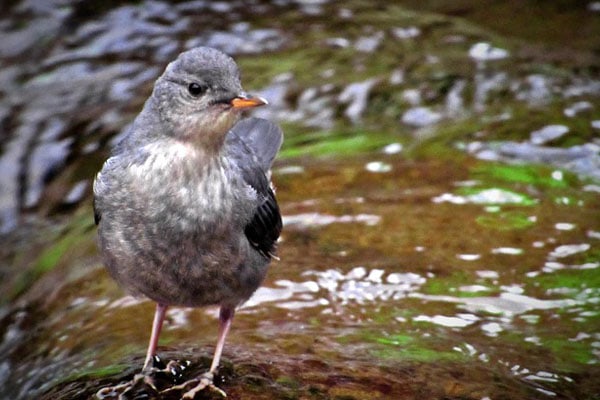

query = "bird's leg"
[163, 306, 234, 398]
[143, 303, 168, 372]
[96, 303, 168, 399]
[210, 305, 235, 374]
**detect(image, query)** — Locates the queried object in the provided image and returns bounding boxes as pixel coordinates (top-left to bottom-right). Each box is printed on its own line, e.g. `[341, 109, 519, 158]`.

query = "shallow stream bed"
[0, 1, 599, 399]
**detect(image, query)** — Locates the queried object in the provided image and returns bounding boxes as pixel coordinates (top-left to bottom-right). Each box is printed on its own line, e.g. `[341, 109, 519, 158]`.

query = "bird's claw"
[95, 373, 157, 399]
[96, 356, 189, 399]
[96, 356, 225, 399]
[161, 371, 226, 398]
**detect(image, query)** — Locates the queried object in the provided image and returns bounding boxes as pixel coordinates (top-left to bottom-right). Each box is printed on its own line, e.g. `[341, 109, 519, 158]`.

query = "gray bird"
[93, 47, 283, 398]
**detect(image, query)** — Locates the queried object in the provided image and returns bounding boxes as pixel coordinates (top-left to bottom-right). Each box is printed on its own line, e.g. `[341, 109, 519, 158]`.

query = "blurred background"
[0, 1, 599, 399]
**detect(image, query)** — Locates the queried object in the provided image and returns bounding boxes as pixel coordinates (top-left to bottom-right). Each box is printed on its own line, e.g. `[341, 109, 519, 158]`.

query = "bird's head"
[150, 47, 267, 149]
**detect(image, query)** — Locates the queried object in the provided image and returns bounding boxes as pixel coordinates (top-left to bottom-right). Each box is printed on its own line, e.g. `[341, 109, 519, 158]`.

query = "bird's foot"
[96, 356, 190, 399]
[95, 373, 158, 399]
[161, 371, 226, 399]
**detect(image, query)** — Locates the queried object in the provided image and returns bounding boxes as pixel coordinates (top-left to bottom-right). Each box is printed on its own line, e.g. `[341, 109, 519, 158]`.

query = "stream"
[1, 1, 599, 399]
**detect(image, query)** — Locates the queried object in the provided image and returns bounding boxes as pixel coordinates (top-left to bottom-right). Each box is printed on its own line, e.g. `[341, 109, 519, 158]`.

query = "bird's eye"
[188, 82, 206, 97]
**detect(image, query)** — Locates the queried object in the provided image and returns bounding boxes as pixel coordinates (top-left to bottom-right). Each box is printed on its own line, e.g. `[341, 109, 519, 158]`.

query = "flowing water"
[0, 1, 599, 399]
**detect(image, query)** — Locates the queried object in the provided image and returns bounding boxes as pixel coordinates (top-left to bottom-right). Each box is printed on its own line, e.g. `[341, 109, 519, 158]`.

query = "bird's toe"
[96, 373, 157, 399]
[161, 371, 226, 399]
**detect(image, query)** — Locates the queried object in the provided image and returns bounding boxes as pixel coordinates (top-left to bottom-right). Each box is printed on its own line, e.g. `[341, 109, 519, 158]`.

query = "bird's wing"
[226, 118, 283, 259]
[228, 118, 283, 172]
[92, 148, 151, 227]
[244, 186, 282, 259]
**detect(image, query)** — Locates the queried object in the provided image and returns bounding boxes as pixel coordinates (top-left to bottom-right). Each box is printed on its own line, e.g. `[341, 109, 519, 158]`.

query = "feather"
[226, 118, 283, 259]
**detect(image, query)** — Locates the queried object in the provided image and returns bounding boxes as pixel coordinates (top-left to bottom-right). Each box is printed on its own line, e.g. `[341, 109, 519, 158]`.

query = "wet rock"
[530, 124, 569, 145]
[469, 42, 509, 61]
[108, 64, 160, 103]
[0, 66, 22, 96]
[401, 106, 443, 128]
[515, 74, 552, 106]
[192, 28, 285, 55]
[143, 0, 180, 21]
[445, 79, 467, 117]
[338, 8, 353, 19]
[564, 101, 593, 117]
[499, 142, 594, 163]
[325, 37, 351, 48]
[64, 181, 88, 204]
[208, 1, 234, 13]
[354, 31, 384, 53]
[401, 88, 422, 106]
[320, 69, 335, 79]
[0, 3, 69, 58]
[563, 78, 600, 97]
[296, 87, 335, 129]
[26, 137, 72, 208]
[0, 144, 26, 232]
[473, 71, 508, 112]
[338, 78, 378, 124]
[588, 2, 600, 12]
[389, 69, 404, 85]
[174, 0, 208, 13]
[149, 37, 180, 62]
[298, 0, 325, 16]
[391, 26, 420, 40]
[253, 73, 294, 122]
[469, 141, 600, 180]
[45, 5, 188, 66]
[254, 75, 334, 129]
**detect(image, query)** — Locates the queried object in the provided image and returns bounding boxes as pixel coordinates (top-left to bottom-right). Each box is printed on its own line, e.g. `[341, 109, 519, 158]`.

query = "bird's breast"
[124, 141, 255, 234]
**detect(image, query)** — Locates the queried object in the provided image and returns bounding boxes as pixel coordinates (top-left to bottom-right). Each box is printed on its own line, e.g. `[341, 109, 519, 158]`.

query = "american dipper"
[93, 47, 283, 398]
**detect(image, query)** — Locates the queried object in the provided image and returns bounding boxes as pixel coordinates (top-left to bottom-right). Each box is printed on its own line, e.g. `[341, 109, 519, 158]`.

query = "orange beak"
[230, 94, 268, 109]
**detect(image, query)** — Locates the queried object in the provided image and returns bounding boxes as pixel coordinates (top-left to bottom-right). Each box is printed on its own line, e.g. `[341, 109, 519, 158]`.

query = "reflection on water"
[410, 292, 582, 316]
[283, 212, 381, 228]
[245, 266, 426, 310]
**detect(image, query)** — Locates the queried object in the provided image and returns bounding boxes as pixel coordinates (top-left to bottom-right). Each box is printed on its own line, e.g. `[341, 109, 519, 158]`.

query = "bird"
[93, 46, 283, 398]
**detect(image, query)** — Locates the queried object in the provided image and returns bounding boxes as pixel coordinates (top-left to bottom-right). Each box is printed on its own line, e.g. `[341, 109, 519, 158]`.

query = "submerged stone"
[530, 125, 570, 145]
[401, 106, 443, 127]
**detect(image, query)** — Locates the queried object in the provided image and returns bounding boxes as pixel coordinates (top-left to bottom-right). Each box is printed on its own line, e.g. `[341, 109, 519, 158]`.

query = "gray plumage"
[93, 47, 283, 309]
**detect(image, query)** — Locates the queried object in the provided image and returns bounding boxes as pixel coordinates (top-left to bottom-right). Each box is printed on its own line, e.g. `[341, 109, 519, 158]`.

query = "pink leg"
[209, 306, 235, 373]
[164, 306, 233, 398]
[142, 303, 168, 371]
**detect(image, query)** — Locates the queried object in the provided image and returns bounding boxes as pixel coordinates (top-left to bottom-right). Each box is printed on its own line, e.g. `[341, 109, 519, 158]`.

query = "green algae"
[531, 268, 600, 292]
[422, 270, 471, 295]
[543, 337, 597, 370]
[475, 210, 537, 230]
[472, 163, 577, 189]
[280, 132, 392, 159]
[58, 363, 131, 383]
[372, 347, 464, 363]
[8, 211, 96, 301]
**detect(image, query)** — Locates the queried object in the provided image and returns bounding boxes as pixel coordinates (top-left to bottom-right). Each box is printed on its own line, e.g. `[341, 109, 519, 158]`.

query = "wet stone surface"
[1, 1, 600, 399]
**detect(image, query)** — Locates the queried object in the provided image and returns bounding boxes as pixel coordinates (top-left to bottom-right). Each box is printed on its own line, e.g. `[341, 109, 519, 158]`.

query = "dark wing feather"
[244, 187, 282, 259]
[226, 118, 283, 259]
[93, 197, 101, 225]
